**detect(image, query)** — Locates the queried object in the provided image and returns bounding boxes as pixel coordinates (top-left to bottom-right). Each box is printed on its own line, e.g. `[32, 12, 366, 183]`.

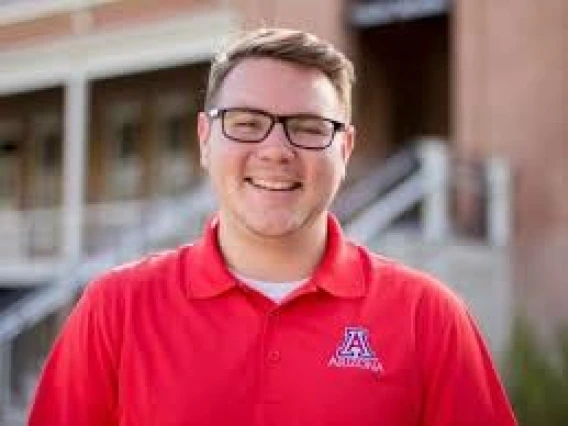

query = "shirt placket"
[255, 287, 321, 425]
[256, 305, 284, 425]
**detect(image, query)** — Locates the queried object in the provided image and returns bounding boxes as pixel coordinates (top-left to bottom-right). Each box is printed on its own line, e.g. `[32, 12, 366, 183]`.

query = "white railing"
[0, 180, 215, 338]
[345, 172, 424, 243]
[486, 157, 512, 247]
[0, 185, 210, 263]
[333, 146, 418, 222]
[0, 208, 61, 260]
[344, 139, 513, 246]
[419, 139, 450, 242]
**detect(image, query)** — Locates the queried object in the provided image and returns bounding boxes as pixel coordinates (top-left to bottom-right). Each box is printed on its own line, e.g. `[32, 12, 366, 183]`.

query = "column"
[419, 139, 450, 242]
[486, 157, 511, 247]
[62, 77, 88, 263]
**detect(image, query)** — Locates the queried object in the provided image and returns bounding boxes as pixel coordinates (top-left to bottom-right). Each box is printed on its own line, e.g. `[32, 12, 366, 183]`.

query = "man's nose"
[256, 122, 295, 161]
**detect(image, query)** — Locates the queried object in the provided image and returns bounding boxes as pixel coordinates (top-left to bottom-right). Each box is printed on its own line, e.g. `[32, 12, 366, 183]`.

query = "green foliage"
[506, 318, 568, 426]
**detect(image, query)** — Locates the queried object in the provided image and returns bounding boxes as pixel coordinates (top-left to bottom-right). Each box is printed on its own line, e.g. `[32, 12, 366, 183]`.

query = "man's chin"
[247, 222, 300, 239]
[242, 215, 305, 240]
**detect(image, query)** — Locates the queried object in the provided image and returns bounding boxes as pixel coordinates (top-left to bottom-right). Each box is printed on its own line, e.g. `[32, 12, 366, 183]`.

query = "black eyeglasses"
[207, 107, 347, 150]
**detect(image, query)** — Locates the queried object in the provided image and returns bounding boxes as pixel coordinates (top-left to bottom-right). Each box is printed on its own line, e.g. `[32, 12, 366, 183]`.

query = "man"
[28, 28, 517, 425]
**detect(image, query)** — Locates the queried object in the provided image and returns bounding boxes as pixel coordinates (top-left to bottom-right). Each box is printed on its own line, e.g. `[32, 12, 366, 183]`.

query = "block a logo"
[328, 326, 384, 373]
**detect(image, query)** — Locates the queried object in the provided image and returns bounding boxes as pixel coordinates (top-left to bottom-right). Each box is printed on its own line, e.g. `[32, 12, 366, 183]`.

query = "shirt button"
[268, 350, 281, 363]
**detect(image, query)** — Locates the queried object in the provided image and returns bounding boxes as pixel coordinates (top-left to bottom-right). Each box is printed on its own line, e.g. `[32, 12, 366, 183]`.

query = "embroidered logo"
[328, 326, 383, 373]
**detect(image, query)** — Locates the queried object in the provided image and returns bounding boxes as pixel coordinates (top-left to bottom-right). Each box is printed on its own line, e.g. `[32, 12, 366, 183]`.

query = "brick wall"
[454, 0, 568, 332]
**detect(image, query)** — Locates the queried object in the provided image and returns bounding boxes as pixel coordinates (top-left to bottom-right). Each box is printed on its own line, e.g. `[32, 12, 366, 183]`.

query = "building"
[0, 0, 566, 379]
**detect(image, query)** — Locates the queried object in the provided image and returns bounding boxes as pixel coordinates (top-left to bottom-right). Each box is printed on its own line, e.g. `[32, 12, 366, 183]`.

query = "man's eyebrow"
[228, 104, 340, 117]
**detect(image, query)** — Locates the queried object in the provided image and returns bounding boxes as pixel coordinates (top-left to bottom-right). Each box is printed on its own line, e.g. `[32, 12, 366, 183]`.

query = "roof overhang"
[0, 0, 116, 27]
[0, 9, 239, 96]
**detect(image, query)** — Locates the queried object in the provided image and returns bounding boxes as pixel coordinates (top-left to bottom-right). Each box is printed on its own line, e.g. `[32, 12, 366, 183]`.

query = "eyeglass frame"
[206, 107, 348, 150]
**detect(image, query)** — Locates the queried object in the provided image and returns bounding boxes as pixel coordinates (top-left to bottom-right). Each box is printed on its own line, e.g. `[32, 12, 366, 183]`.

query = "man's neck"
[217, 214, 328, 283]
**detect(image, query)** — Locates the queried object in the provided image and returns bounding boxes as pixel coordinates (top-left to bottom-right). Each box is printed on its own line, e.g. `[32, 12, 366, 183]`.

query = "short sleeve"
[416, 283, 517, 426]
[27, 273, 123, 426]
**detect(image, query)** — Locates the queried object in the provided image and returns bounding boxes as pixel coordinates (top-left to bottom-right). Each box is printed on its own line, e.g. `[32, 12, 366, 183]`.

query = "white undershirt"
[231, 271, 309, 303]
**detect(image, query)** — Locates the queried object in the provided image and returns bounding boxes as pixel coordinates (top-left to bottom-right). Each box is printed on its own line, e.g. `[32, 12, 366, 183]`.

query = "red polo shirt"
[28, 215, 517, 426]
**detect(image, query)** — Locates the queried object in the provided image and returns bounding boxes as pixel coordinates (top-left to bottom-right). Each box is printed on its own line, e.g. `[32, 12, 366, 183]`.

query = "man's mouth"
[245, 177, 302, 191]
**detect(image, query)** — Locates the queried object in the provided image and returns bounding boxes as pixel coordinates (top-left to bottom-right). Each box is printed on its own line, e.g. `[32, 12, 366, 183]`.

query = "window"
[0, 139, 19, 204]
[117, 122, 138, 160]
[165, 116, 185, 153]
[42, 132, 62, 170]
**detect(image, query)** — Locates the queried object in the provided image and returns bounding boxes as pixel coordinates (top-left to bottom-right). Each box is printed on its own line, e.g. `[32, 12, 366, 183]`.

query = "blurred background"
[0, 0, 566, 424]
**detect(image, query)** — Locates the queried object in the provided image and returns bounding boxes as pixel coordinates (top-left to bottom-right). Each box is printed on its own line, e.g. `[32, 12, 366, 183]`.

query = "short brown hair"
[204, 28, 355, 118]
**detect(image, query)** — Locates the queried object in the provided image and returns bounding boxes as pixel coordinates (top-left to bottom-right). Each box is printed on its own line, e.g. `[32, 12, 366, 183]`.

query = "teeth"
[249, 178, 299, 191]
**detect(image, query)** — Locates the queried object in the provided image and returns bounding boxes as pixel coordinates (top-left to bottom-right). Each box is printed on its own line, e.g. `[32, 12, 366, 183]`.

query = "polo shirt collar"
[184, 214, 367, 299]
[310, 214, 367, 298]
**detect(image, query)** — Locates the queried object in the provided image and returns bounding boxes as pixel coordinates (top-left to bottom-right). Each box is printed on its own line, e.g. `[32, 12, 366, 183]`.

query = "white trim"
[486, 158, 512, 247]
[62, 77, 88, 262]
[0, 261, 65, 285]
[0, 0, 115, 26]
[0, 9, 238, 96]
[419, 140, 450, 242]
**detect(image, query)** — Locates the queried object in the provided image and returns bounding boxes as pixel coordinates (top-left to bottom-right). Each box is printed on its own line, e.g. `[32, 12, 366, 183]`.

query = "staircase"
[339, 139, 514, 365]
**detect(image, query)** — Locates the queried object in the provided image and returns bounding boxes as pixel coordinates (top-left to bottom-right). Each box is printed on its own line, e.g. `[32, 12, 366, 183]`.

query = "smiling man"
[200, 52, 354, 284]
[28, 28, 517, 426]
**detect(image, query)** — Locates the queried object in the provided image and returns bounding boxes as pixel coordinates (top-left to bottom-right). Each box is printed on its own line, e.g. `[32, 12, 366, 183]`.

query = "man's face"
[198, 58, 354, 239]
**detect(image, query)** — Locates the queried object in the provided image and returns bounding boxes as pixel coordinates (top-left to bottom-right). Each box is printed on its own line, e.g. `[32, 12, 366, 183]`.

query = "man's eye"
[289, 120, 329, 135]
[299, 126, 327, 135]
[234, 120, 261, 128]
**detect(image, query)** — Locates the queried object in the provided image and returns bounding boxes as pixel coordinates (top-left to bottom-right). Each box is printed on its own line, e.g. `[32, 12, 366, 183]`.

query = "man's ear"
[337, 125, 355, 182]
[341, 124, 355, 166]
[197, 111, 211, 169]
